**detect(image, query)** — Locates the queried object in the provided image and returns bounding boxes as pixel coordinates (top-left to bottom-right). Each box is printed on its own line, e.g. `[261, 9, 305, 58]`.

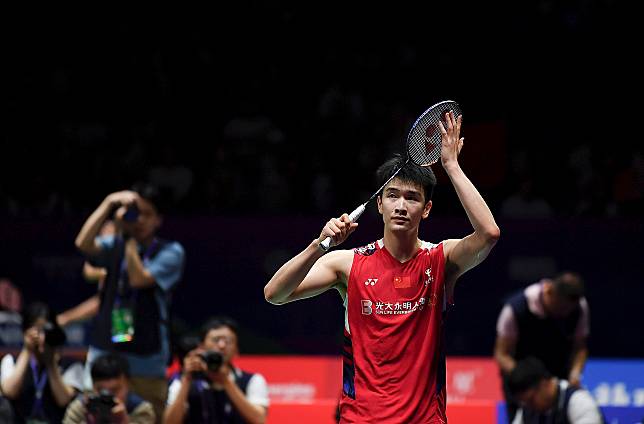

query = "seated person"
[509, 357, 603, 424]
[63, 353, 155, 424]
[165, 316, 269, 424]
[0, 301, 79, 423]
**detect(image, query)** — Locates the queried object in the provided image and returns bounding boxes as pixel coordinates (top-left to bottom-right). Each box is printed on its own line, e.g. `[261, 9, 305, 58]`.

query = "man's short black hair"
[376, 154, 437, 203]
[507, 357, 551, 395]
[21, 301, 52, 332]
[552, 271, 585, 302]
[91, 353, 130, 381]
[200, 316, 240, 342]
[131, 181, 168, 215]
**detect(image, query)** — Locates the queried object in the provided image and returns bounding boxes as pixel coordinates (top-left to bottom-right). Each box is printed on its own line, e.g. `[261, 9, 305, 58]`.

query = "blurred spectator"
[63, 352, 155, 424]
[165, 316, 269, 424]
[0, 302, 82, 423]
[74, 183, 185, 423]
[495, 272, 590, 421]
[501, 177, 553, 219]
[613, 151, 644, 216]
[148, 143, 194, 204]
[508, 357, 602, 424]
[0, 278, 23, 347]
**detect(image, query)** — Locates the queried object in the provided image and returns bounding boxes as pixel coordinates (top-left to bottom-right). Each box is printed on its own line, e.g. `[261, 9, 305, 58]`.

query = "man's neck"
[136, 235, 156, 247]
[545, 377, 560, 409]
[383, 231, 421, 263]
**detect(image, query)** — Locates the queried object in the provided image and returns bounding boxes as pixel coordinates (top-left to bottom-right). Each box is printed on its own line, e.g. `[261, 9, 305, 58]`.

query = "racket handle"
[319, 203, 366, 252]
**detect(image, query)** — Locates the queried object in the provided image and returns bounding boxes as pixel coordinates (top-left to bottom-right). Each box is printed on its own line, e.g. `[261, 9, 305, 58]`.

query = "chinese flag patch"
[393, 275, 411, 288]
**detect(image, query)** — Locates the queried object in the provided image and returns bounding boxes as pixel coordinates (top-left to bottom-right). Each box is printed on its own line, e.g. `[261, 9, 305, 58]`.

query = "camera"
[197, 350, 223, 372]
[122, 203, 140, 222]
[86, 389, 116, 424]
[43, 321, 66, 348]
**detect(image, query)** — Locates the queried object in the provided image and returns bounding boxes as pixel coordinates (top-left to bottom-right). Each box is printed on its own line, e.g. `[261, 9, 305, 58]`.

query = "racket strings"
[407, 101, 462, 166]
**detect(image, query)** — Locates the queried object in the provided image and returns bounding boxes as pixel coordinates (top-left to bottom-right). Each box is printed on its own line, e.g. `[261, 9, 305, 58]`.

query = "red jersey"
[339, 239, 448, 424]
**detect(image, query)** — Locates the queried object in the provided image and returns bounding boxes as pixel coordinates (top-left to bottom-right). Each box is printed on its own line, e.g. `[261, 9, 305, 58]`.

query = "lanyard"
[116, 238, 159, 299]
[29, 357, 48, 417]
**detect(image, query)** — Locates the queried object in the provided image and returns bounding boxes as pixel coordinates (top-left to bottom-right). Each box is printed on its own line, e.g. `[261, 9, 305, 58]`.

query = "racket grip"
[319, 204, 366, 252]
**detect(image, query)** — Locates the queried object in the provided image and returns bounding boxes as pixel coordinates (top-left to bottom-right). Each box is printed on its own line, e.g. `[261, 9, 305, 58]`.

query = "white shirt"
[1, 354, 85, 391]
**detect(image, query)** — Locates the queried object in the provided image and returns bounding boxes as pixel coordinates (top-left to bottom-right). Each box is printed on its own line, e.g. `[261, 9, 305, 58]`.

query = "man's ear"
[377, 195, 383, 214]
[422, 200, 433, 219]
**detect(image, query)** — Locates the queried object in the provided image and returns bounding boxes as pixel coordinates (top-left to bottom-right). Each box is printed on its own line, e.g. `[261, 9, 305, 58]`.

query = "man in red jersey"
[264, 111, 500, 423]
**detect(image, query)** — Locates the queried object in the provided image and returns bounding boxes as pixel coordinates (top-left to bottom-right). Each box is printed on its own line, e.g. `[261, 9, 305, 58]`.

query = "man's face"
[93, 375, 128, 404]
[123, 197, 161, 243]
[377, 178, 431, 234]
[517, 379, 552, 412]
[201, 326, 238, 364]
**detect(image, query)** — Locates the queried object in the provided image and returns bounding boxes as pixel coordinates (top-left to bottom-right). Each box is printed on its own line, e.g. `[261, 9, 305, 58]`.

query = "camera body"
[86, 389, 116, 424]
[197, 350, 223, 372]
[122, 204, 140, 222]
[43, 322, 66, 348]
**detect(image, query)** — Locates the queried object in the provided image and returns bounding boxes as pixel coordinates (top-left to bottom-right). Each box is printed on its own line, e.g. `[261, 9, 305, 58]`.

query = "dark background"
[1, 3, 642, 357]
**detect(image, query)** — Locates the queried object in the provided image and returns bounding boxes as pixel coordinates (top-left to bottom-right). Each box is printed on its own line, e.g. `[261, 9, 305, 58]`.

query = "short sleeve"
[567, 389, 603, 423]
[1, 354, 16, 385]
[166, 378, 183, 407]
[246, 373, 270, 407]
[62, 362, 85, 391]
[496, 305, 518, 339]
[146, 242, 185, 292]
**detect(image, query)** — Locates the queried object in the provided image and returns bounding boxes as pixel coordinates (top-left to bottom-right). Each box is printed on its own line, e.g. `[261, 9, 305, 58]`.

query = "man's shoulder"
[129, 396, 156, 424]
[353, 240, 380, 257]
[236, 368, 268, 388]
[157, 239, 185, 254]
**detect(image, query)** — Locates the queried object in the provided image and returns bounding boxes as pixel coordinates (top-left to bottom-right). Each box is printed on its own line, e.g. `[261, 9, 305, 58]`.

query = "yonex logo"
[364, 278, 378, 286]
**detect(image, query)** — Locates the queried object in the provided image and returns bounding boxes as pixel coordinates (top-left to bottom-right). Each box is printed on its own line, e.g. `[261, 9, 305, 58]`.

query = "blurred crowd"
[1, 2, 639, 221]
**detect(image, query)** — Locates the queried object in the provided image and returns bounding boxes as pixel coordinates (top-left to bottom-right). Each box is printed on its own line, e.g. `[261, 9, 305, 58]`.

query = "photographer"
[63, 352, 155, 424]
[0, 302, 80, 423]
[165, 317, 269, 424]
[74, 183, 185, 422]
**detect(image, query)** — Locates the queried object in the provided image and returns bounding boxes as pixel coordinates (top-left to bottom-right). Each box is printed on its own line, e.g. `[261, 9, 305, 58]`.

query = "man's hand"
[105, 190, 138, 210]
[318, 213, 358, 249]
[23, 327, 44, 354]
[438, 110, 464, 170]
[111, 397, 130, 424]
[39, 344, 58, 368]
[208, 362, 232, 387]
[181, 350, 208, 382]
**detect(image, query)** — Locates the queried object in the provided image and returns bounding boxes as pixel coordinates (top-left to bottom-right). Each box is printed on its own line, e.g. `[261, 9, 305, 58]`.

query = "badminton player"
[265, 112, 500, 423]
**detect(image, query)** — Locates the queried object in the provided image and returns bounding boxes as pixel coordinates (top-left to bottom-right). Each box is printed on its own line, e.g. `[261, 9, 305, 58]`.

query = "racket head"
[407, 100, 462, 167]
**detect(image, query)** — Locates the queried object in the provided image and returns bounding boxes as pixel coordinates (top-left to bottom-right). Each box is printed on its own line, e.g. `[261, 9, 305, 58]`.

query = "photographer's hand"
[215, 364, 267, 424]
[209, 363, 231, 386]
[43, 344, 75, 407]
[165, 350, 206, 424]
[182, 350, 207, 383]
[111, 397, 130, 424]
[23, 326, 43, 354]
[76, 190, 138, 256]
